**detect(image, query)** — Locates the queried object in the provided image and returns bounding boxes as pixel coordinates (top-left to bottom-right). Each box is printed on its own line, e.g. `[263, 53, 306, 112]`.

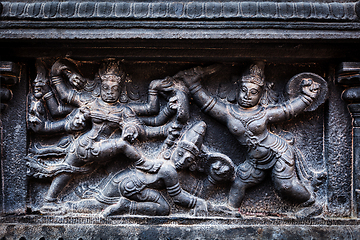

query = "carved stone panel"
[5, 59, 328, 217]
[0, 54, 358, 239]
[1, 0, 360, 239]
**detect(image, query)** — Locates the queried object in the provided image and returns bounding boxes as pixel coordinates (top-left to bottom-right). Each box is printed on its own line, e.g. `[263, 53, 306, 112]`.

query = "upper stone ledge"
[0, 1, 359, 22]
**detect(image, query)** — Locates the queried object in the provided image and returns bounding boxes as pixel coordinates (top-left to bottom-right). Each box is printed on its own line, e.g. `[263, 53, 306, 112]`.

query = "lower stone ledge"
[1, 216, 360, 240]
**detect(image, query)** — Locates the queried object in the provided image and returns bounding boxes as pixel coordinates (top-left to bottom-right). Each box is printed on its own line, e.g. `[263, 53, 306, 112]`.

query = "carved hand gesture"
[168, 96, 179, 110]
[68, 108, 87, 131]
[41, 79, 52, 94]
[174, 67, 203, 88]
[301, 78, 320, 99]
[123, 125, 139, 143]
[28, 114, 45, 132]
[149, 77, 173, 92]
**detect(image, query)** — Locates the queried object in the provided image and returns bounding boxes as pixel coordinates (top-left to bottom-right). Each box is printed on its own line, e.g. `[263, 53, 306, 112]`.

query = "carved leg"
[228, 177, 255, 208]
[271, 158, 311, 204]
[40, 173, 73, 214]
[45, 173, 73, 202]
[102, 189, 170, 217]
[42, 152, 81, 210]
[87, 138, 142, 162]
[129, 189, 170, 216]
[63, 199, 107, 214]
[101, 197, 132, 217]
[229, 161, 266, 208]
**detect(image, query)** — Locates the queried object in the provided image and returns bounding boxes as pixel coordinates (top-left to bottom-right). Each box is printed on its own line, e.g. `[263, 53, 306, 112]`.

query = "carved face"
[101, 77, 121, 103]
[238, 82, 263, 108]
[69, 72, 87, 90]
[171, 147, 195, 170]
[33, 76, 47, 99]
[209, 160, 231, 182]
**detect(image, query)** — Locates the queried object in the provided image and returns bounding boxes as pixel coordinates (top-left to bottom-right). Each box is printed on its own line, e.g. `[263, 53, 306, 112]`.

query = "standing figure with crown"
[178, 62, 326, 213]
[36, 61, 160, 214]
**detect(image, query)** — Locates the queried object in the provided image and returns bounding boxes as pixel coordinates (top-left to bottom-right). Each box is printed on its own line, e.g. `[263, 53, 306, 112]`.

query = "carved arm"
[128, 78, 176, 116]
[267, 78, 320, 123]
[180, 67, 228, 124]
[42, 89, 74, 118]
[50, 60, 82, 107]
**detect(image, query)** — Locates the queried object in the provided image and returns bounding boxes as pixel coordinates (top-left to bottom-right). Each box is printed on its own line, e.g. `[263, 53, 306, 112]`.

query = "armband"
[189, 81, 202, 95]
[281, 102, 295, 120]
[134, 158, 145, 166]
[51, 76, 62, 85]
[201, 96, 217, 113]
[43, 91, 54, 101]
[148, 89, 158, 95]
[67, 89, 75, 103]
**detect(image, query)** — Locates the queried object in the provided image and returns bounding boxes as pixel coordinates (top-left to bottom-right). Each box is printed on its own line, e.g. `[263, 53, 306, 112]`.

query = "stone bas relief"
[25, 59, 328, 218]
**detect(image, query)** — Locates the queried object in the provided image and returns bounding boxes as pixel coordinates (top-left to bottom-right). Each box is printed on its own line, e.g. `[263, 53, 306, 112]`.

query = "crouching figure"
[64, 121, 209, 216]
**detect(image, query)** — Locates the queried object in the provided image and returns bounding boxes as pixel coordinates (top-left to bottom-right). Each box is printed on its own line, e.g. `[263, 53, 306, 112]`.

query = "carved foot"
[40, 202, 65, 215]
[61, 199, 106, 214]
[207, 204, 242, 218]
[101, 198, 131, 217]
[295, 203, 323, 219]
[300, 193, 316, 207]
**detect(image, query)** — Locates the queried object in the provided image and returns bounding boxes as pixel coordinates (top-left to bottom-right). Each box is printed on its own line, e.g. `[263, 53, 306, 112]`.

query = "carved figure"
[27, 61, 82, 156]
[101, 121, 209, 217]
[50, 59, 100, 107]
[178, 62, 326, 210]
[27, 60, 75, 134]
[37, 61, 161, 213]
[62, 121, 233, 216]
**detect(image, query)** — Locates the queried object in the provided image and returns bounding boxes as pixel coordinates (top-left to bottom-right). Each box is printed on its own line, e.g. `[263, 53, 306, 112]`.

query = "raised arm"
[178, 67, 228, 124]
[42, 87, 74, 118]
[267, 78, 320, 123]
[128, 77, 182, 117]
[50, 60, 84, 107]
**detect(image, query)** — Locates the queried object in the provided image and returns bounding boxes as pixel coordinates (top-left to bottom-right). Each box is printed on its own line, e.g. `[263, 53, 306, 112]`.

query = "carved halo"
[286, 72, 328, 112]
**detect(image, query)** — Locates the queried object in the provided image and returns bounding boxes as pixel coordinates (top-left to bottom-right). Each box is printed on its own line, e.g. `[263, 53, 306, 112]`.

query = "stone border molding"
[1, 1, 359, 21]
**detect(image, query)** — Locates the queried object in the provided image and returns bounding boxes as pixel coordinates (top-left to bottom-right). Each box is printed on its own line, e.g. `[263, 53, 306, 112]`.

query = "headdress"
[241, 62, 265, 87]
[177, 121, 206, 157]
[99, 61, 125, 83]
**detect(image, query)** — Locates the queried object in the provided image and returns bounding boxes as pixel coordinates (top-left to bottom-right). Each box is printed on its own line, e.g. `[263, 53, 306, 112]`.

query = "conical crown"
[242, 62, 265, 87]
[177, 121, 206, 156]
[99, 61, 125, 83]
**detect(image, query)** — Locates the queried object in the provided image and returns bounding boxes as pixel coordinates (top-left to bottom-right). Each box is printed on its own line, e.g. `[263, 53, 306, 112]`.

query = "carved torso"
[226, 103, 292, 169]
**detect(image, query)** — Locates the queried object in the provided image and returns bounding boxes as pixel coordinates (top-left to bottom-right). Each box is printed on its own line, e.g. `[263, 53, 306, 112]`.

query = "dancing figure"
[179, 62, 324, 209]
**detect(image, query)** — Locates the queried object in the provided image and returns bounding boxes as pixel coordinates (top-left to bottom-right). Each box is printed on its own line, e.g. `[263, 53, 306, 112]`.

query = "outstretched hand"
[68, 108, 88, 131]
[301, 78, 320, 99]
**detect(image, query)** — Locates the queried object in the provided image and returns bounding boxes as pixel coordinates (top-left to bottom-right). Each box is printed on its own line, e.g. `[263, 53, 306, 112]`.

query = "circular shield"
[205, 153, 235, 183]
[285, 72, 328, 112]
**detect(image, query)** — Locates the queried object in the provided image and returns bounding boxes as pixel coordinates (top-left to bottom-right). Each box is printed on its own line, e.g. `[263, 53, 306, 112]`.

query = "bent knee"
[275, 179, 310, 202]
